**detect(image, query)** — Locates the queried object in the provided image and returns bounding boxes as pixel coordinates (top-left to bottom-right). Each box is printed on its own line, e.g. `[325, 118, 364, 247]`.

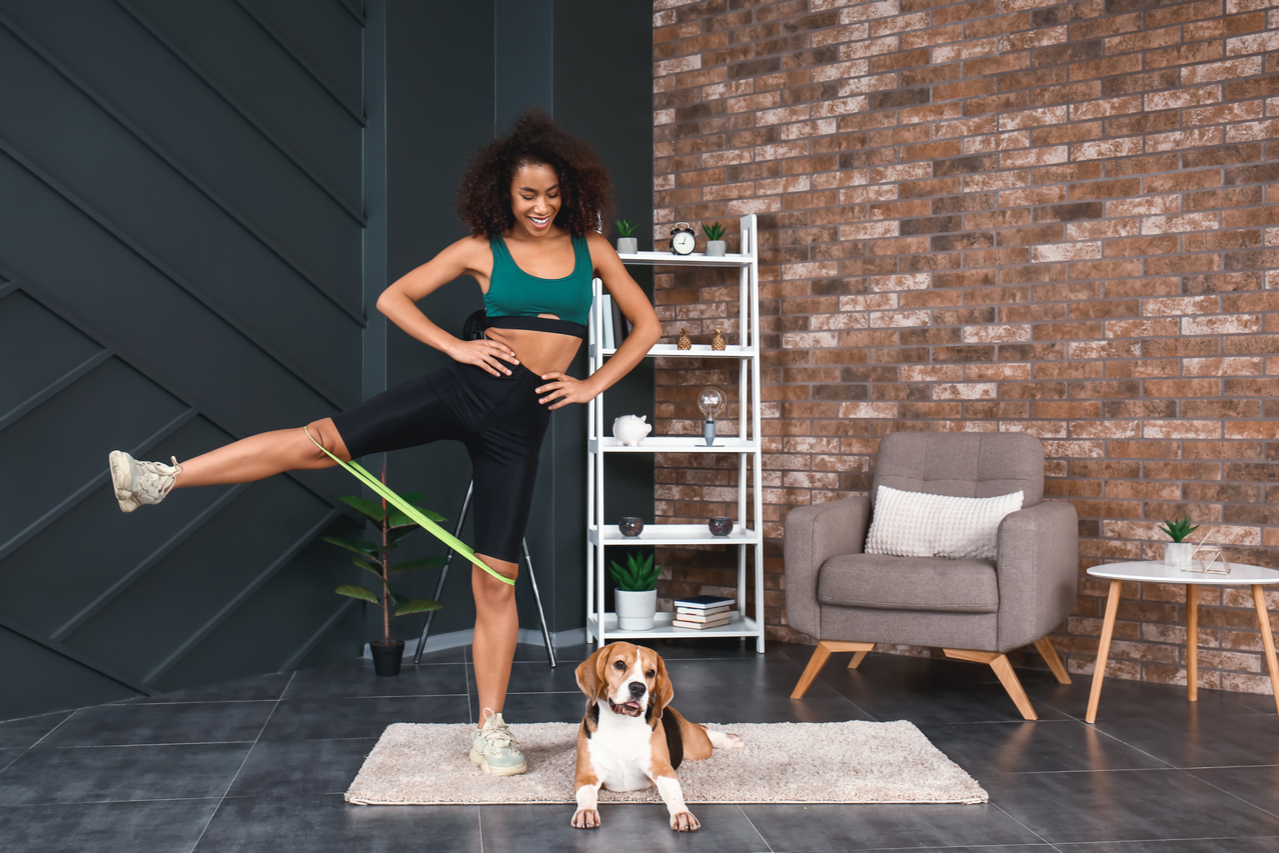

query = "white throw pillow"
[864, 486, 1024, 560]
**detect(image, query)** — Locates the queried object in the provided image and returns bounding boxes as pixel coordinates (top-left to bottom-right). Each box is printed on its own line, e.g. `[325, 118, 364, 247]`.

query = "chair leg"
[792, 641, 874, 698]
[943, 649, 1038, 721]
[1034, 636, 1071, 684]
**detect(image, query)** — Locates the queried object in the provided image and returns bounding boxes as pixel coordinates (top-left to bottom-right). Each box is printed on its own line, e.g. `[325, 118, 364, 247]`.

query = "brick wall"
[649, 0, 1278, 693]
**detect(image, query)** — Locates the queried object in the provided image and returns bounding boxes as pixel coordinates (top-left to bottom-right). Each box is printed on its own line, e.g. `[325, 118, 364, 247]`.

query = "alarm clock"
[670, 222, 696, 255]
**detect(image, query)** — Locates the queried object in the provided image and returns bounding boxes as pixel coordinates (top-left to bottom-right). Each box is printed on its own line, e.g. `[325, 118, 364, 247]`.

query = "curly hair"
[457, 109, 613, 238]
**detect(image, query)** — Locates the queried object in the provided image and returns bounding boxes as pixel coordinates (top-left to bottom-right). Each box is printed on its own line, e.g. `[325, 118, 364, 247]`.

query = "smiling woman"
[107, 108, 662, 778]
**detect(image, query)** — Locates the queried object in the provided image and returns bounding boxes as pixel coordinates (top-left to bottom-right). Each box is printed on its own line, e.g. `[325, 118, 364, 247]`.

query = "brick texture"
[650, 0, 1278, 694]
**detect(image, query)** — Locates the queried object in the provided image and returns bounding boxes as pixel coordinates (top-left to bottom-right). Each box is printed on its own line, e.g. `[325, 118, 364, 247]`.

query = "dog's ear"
[595, 642, 622, 698]
[575, 647, 604, 699]
[650, 653, 674, 722]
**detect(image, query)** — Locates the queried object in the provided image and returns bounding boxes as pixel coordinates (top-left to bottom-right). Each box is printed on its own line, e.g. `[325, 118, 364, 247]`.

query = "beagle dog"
[571, 642, 743, 831]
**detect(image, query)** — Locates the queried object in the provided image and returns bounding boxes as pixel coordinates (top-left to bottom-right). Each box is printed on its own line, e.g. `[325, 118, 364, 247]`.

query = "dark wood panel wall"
[0, 0, 371, 720]
[0, 0, 653, 720]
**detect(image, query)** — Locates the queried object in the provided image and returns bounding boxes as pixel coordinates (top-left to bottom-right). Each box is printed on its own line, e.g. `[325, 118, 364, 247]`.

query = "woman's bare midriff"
[485, 327, 582, 377]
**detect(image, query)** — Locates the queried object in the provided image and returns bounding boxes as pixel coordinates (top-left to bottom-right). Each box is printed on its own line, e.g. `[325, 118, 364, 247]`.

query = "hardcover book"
[672, 609, 731, 622]
[672, 616, 732, 630]
[673, 594, 734, 610]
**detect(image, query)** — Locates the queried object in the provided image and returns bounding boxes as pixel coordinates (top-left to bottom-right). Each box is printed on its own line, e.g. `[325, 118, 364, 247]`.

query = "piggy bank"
[612, 415, 651, 446]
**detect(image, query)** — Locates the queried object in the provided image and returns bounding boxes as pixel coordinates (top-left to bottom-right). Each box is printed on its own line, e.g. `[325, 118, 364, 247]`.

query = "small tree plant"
[608, 551, 663, 592]
[702, 221, 726, 241]
[615, 219, 637, 238]
[1158, 516, 1199, 543]
[323, 485, 445, 646]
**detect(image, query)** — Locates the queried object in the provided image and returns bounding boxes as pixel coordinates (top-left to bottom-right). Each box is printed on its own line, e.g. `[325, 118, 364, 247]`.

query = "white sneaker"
[469, 711, 527, 776]
[108, 451, 182, 513]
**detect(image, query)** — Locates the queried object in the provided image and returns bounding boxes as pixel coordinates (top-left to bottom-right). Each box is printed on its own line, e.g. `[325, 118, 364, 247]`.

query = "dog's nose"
[628, 681, 646, 698]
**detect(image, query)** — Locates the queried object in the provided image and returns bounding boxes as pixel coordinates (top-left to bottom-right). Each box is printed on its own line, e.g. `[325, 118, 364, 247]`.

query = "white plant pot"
[1164, 541, 1195, 568]
[615, 589, 657, 631]
[616, 237, 638, 254]
[705, 240, 726, 256]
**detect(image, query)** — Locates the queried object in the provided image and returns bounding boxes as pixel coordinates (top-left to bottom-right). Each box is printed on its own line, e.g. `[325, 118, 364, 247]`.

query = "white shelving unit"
[585, 214, 764, 653]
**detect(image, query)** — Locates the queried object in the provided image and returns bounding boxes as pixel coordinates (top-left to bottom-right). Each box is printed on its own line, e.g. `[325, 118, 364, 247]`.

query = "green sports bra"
[484, 233, 593, 332]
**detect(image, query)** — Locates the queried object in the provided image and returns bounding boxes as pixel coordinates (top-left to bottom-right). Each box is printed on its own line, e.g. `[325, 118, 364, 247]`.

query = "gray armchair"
[784, 432, 1077, 720]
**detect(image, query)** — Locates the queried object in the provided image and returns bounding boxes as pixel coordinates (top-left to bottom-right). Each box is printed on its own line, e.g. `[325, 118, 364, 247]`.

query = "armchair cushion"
[818, 554, 999, 613]
[874, 432, 1045, 507]
[865, 485, 1023, 560]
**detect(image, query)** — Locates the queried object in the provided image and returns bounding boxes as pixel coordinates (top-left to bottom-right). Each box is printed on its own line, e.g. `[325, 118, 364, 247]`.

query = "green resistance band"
[304, 427, 515, 586]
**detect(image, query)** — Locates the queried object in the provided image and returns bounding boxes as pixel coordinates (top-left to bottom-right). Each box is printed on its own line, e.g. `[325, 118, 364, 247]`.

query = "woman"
[106, 110, 662, 776]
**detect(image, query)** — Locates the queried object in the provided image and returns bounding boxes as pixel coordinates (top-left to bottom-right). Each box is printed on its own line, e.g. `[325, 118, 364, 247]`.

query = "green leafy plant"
[1158, 516, 1200, 543]
[608, 551, 663, 592]
[323, 485, 447, 646]
[702, 221, 726, 241]
[615, 219, 637, 238]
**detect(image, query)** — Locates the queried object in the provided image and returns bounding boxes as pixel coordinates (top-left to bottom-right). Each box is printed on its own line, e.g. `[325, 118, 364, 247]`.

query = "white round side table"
[1085, 559, 1280, 723]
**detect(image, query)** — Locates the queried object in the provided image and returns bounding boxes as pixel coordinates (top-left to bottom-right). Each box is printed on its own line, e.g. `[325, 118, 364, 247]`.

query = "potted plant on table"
[614, 220, 638, 255]
[324, 488, 446, 676]
[703, 221, 726, 256]
[1158, 516, 1200, 568]
[610, 551, 663, 631]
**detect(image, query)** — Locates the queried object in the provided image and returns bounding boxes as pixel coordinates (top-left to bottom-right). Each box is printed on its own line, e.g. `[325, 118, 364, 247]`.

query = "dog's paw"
[571, 808, 600, 829]
[708, 730, 745, 750]
[670, 811, 700, 832]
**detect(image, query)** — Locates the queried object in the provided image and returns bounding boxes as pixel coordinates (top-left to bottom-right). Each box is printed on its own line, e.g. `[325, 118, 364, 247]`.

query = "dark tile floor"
[0, 640, 1275, 852]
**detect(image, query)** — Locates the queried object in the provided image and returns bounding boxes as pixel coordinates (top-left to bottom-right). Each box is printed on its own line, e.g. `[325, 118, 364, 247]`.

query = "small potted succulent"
[610, 551, 663, 630]
[615, 220, 638, 255]
[324, 489, 446, 676]
[1158, 516, 1200, 568]
[703, 221, 726, 256]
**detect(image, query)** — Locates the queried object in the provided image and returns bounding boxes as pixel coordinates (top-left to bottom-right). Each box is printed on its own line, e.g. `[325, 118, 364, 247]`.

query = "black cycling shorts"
[330, 361, 550, 565]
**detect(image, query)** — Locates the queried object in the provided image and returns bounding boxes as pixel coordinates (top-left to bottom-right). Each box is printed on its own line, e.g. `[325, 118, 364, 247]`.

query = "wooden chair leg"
[849, 646, 873, 669]
[1250, 584, 1279, 713]
[1034, 636, 1071, 684]
[792, 641, 874, 698]
[943, 649, 1038, 721]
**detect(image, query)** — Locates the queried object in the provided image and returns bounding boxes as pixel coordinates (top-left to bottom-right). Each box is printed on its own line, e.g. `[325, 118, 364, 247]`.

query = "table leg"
[1086, 579, 1123, 724]
[1251, 584, 1279, 713]
[1186, 584, 1198, 702]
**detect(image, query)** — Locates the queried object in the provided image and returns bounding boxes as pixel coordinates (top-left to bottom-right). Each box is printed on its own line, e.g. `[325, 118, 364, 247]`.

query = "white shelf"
[591, 436, 758, 454]
[588, 214, 764, 654]
[596, 343, 757, 359]
[619, 251, 751, 267]
[588, 611, 763, 640]
[589, 523, 761, 546]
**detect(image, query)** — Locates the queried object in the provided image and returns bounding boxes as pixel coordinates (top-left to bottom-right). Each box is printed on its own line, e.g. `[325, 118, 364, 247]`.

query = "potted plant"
[610, 551, 663, 630]
[324, 487, 446, 676]
[615, 220, 638, 255]
[703, 221, 726, 256]
[1158, 516, 1200, 568]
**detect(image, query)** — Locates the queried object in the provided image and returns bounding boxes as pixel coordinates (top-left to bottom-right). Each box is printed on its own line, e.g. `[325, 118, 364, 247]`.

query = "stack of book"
[671, 595, 734, 630]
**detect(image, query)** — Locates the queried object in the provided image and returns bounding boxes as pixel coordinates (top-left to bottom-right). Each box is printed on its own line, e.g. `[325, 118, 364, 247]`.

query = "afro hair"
[456, 108, 613, 238]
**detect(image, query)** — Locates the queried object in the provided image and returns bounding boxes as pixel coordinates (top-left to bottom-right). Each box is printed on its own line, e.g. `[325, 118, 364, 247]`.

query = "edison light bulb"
[698, 385, 726, 446]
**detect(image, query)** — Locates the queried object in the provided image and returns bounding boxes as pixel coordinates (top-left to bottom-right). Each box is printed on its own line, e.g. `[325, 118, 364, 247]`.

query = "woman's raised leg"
[174, 418, 351, 487]
[109, 418, 350, 512]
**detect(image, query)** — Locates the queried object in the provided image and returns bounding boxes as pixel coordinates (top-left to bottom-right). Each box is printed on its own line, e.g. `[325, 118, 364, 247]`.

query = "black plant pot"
[370, 640, 405, 677]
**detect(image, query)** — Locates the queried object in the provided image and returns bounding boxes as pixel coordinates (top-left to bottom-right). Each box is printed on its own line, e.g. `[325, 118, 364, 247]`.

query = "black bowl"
[708, 517, 733, 537]
[618, 517, 644, 537]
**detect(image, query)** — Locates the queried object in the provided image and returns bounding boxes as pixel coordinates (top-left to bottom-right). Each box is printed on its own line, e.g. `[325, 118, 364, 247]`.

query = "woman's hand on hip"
[448, 338, 519, 376]
[536, 373, 598, 409]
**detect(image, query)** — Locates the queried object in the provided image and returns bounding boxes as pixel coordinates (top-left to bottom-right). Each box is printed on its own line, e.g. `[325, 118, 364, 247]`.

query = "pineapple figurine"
[711, 328, 726, 351]
[676, 329, 692, 350]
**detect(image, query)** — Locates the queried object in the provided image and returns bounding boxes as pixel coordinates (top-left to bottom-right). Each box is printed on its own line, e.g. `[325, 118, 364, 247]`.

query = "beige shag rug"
[345, 720, 987, 806]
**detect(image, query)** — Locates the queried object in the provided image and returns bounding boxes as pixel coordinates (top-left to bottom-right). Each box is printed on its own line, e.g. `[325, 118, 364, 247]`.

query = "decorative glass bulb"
[698, 386, 726, 419]
[698, 385, 726, 446]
